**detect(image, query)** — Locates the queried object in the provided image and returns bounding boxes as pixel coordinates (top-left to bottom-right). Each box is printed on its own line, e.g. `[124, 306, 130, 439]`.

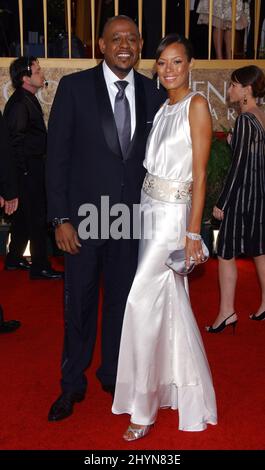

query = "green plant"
[203, 134, 232, 222]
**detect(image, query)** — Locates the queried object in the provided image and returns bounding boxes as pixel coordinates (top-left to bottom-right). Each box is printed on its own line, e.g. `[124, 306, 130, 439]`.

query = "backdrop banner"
[0, 65, 264, 131]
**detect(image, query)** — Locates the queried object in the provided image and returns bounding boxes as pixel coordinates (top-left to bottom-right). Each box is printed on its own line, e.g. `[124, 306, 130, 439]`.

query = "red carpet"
[0, 256, 264, 450]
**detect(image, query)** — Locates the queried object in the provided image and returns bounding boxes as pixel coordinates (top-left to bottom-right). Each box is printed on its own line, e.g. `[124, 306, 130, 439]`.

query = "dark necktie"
[114, 80, 131, 158]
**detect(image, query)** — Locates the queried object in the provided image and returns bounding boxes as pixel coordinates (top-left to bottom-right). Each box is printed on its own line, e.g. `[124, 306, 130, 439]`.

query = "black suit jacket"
[3, 88, 47, 172]
[46, 62, 165, 241]
[0, 111, 17, 200]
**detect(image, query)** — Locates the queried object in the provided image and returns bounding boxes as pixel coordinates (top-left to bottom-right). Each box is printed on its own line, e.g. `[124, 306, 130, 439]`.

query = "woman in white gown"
[112, 34, 217, 441]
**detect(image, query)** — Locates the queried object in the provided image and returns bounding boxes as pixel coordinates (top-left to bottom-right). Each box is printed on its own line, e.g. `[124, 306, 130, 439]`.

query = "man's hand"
[213, 205, 224, 221]
[55, 222, 82, 254]
[0, 196, 18, 215]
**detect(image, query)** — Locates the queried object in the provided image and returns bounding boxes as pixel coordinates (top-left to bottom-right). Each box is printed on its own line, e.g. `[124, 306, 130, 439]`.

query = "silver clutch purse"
[165, 240, 209, 276]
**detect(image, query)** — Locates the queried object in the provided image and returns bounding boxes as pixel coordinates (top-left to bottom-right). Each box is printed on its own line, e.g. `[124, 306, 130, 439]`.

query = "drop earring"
[243, 95, 247, 105]
[157, 75, 160, 90]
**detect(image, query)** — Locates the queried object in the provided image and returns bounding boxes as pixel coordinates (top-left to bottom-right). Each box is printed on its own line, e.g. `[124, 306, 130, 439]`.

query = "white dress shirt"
[102, 60, 136, 140]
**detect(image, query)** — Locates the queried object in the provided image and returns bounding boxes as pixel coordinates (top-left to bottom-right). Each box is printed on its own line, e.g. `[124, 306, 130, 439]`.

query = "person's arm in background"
[0, 111, 18, 215]
[186, 94, 212, 265]
[4, 101, 29, 173]
[213, 114, 251, 221]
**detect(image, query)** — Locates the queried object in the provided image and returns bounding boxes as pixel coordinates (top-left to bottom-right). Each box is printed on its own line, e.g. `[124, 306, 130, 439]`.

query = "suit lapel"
[94, 64, 147, 161]
[125, 70, 146, 160]
[94, 63, 122, 159]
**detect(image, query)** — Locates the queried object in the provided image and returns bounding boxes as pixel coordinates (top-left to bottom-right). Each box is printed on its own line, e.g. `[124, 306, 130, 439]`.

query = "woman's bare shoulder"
[189, 93, 210, 119]
[190, 93, 209, 109]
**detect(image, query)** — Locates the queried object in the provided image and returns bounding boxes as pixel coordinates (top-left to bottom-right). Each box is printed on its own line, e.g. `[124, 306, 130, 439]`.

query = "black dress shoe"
[102, 383, 115, 397]
[48, 392, 85, 422]
[0, 320, 21, 334]
[30, 268, 64, 280]
[5, 257, 31, 271]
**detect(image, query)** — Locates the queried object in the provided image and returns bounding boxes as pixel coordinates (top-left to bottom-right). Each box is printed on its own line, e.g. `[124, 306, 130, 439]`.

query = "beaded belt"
[142, 173, 192, 204]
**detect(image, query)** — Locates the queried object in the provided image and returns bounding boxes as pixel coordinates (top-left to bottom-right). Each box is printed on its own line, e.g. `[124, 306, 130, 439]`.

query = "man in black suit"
[47, 15, 165, 421]
[3, 57, 63, 280]
[0, 110, 21, 333]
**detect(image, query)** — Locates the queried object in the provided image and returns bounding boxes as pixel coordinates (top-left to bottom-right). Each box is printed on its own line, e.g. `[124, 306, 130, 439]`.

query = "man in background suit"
[47, 15, 165, 421]
[3, 56, 63, 280]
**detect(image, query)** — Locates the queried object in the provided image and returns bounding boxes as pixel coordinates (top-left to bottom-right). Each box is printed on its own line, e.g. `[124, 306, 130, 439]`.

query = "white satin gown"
[112, 92, 217, 431]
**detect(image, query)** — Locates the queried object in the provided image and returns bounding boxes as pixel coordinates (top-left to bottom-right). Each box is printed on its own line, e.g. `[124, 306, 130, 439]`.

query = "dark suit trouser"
[61, 237, 138, 394]
[6, 158, 49, 271]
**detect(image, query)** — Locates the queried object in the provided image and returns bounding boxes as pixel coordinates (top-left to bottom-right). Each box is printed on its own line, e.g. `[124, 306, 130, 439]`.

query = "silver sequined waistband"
[142, 173, 192, 204]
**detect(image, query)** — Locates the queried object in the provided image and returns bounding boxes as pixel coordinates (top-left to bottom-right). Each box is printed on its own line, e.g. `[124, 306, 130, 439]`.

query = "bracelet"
[186, 231, 201, 240]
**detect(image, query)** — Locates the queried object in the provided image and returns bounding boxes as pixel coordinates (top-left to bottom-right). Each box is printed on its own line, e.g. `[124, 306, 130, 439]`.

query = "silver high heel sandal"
[123, 424, 152, 442]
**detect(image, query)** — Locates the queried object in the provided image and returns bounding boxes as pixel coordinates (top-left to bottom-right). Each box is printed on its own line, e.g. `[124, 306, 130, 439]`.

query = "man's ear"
[98, 38, 105, 54]
[22, 74, 31, 85]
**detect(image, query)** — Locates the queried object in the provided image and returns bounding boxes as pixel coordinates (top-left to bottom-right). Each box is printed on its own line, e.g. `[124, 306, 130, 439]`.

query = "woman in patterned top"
[207, 65, 265, 333]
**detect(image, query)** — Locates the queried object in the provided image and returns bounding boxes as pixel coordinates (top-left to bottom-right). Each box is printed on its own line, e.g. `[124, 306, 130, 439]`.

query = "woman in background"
[197, 0, 250, 59]
[207, 65, 265, 333]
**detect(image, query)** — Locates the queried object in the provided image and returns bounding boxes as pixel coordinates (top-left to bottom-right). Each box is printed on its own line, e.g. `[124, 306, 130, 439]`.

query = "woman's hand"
[185, 237, 205, 268]
[213, 205, 224, 221]
[227, 132, 232, 145]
